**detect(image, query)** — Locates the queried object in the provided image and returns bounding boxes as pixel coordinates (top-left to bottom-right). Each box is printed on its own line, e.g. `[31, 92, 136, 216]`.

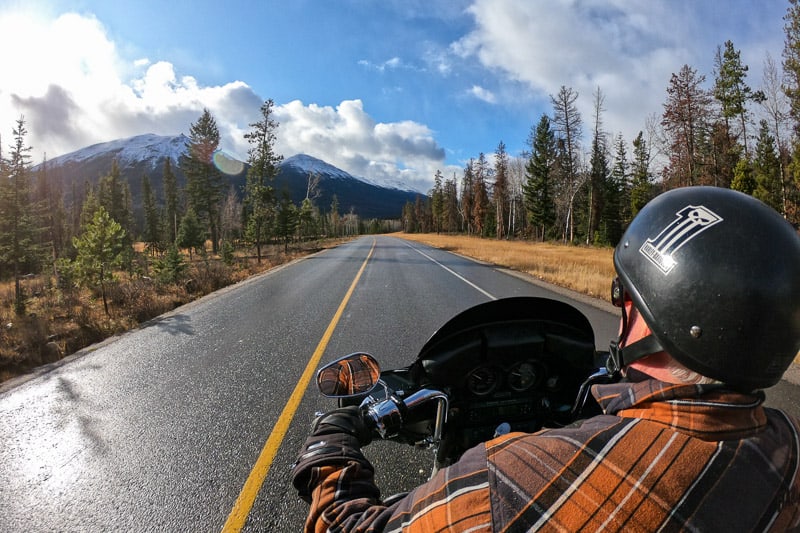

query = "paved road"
[1, 235, 797, 532]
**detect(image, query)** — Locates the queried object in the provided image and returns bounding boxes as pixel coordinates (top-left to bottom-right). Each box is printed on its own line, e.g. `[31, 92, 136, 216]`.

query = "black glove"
[310, 405, 373, 446]
[291, 406, 374, 503]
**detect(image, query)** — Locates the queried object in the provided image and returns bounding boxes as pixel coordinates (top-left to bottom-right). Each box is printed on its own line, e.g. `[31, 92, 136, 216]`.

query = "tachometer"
[466, 366, 499, 396]
[508, 361, 541, 392]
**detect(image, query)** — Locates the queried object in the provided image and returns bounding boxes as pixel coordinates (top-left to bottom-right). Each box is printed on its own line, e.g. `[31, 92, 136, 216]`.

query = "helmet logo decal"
[639, 204, 723, 274]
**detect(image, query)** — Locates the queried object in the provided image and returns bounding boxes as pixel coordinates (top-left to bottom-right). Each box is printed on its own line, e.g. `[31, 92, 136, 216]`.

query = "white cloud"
[453, 0, 780, 145]
[274, 99, 447, 192]
[358, 56, 406, 72]
[468, 85, 497, 104]
[0, 10, 443, 192]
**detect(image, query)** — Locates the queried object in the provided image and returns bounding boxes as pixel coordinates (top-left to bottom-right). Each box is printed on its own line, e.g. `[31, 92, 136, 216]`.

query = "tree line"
[0, 99, 394, 315]
[404, 3, 800, 244]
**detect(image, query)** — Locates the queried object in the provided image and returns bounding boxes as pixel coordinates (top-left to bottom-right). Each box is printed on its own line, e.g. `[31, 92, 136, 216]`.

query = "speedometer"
[508, 361, 541, 392]
[466, 366, 499, 396]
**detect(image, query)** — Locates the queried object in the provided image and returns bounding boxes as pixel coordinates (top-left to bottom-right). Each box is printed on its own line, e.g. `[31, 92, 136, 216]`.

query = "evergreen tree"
[714, 40, 762, 158]
[182, 108, 224, 254]
[153, 243, 186, 284]
[99, 159, 126, 226]
[460, 160, 475, 234]
[753, 120, 784, 212]
[523, 115, 557, 241]
[162, 158, 179, 244]
[177, 207, 205, 261]
[275, 191, 298, 252]
[401, 200, 416, 233]
[587, 87, 609, 244]
[141, 174, 161, 255]
[493, 141, 509, 239]
[661, 64, 713, 187]
[442, 176, 460, 233]
[431, 170, 444, 234]
[329, 195, 340, 237]
[243, 99, 282, 263]
[472, 153, 490, 236]
[760, 53, 794, 220]
[783, 0, 800, 138]
[783, 0, 800, 222]
[604, 134, 628, 245]
[71, 206, 127, 316]
[0, 118, 42, 313]
[298, 197, 317, 240]
[630, 132, 654, 217]
[34, 157, 67, 276]
[731, 158, 756, 195]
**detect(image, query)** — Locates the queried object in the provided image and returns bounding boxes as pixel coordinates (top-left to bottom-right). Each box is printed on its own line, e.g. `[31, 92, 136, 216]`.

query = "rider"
[292, 186, 800, 531]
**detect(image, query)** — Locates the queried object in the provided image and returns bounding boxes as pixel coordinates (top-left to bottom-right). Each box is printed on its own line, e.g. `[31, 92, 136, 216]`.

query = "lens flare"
[212, 150, 245, 175]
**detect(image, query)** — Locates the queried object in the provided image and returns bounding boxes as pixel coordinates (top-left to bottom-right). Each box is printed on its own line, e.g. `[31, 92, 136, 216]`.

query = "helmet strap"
[607, 299, 664, 375]
[607, 335, 663, 375]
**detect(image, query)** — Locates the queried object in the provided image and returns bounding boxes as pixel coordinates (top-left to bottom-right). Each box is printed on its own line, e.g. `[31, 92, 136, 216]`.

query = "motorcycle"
[315, 297, 615, 480]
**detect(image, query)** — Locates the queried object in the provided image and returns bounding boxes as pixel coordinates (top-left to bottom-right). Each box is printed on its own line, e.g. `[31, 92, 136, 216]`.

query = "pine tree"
[182, 109, 224, 254]
[430, 170, 444, 234]
[493, 141, 509, 239]
[760, 53, 794, 220]
[99, 159, 128, 227]
[587, 87, 609, 244]
[783, 1, 800, 222]
[661, 64, 713, 187]
[460, 161, 475, 234]
[630, 132, 654, 217]
[714, 40, 762, 158]
[162, 158, 179, 244]
[523, 115, 557, 241]
[71, 206, 127, 316]
[177, 207, 205, 261]
[34, 156, 67, 276]
[603, 134, 628, 246]
[244, 99, 282, 263]
[443, 176, 460, 233]
[472, 153, 490, 236]
[329, 195, 340, 237]
[753, 120, 784, 212]
[783, 0, 800, 138]
[141, 174, 161, 255]
[731, 158, 756, 195]
[0, 118, 43, 314]
[298, 197, 317, 239]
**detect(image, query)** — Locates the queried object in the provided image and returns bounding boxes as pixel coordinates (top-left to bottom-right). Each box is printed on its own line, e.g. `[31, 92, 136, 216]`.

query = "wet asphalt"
[1, 235, 796, 532]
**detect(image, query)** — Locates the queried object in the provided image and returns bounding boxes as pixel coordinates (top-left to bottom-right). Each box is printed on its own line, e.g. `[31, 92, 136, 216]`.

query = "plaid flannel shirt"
[301, 379, 800, 532]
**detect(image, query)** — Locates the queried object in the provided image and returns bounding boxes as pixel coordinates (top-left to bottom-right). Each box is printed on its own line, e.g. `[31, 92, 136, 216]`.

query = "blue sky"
[0, 0, 789, 192]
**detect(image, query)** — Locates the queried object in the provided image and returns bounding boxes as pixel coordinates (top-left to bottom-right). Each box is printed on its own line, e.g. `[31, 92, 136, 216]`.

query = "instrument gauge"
[466, 366, 499, 396]
[508, 361, 541, 392]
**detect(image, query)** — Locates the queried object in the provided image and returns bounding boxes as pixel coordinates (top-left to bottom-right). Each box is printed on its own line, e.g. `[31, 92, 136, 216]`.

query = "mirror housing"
[317, 352, 381, 398]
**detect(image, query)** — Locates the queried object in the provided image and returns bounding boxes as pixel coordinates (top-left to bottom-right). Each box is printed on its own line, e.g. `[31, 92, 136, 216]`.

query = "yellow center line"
[221, 238, 376, 533]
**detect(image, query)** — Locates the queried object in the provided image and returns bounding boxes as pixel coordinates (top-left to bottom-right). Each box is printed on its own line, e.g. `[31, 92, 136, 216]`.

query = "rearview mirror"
[317, 352, 381, 397]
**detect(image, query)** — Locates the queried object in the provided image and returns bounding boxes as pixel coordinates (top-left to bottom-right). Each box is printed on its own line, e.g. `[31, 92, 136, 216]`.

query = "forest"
[3, 4, 800, 378]
[402, 8, 800, 245]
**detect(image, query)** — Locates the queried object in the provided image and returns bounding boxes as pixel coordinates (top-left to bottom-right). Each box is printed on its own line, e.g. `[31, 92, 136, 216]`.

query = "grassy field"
[395, 233, 616, 302]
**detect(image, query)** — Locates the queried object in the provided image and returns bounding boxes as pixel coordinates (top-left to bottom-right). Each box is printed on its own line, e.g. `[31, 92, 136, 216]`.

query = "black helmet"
[613, 186, 800, 390]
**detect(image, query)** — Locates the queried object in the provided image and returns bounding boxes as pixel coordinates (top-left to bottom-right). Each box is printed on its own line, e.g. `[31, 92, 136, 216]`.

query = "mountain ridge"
[35, 133, 424, 223]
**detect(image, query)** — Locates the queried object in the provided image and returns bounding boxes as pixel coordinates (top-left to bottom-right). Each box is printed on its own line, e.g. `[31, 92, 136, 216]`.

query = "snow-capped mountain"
[36, 133, 422, 223]
[283, 153, 364, 182]
[48, 133, 189, 171]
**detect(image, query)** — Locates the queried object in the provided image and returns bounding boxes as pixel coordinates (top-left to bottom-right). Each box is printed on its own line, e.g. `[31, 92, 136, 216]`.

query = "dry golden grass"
[395, 233, 616, 301]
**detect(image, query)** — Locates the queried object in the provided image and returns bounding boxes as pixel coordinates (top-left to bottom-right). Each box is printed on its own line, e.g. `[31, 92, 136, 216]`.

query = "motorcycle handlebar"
[363, 388, 449, 440]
